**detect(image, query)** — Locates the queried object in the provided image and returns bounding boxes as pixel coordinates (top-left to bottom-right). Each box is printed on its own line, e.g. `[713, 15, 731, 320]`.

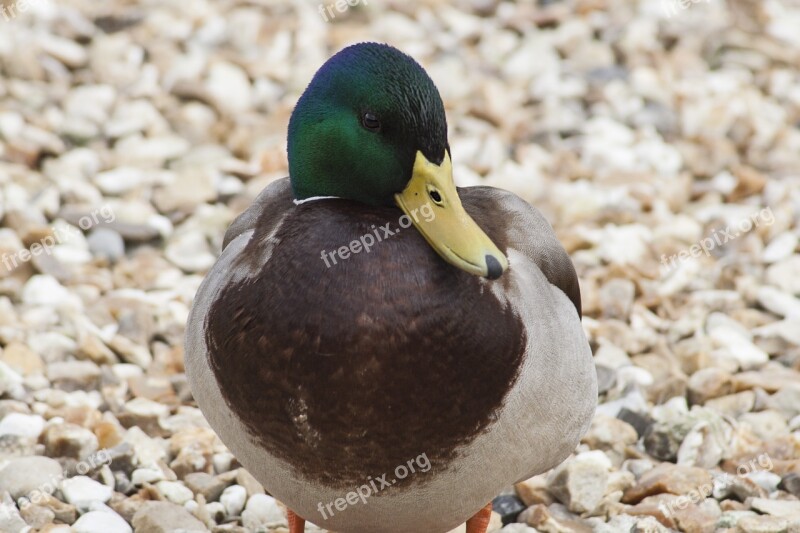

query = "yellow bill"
[395, 151, 508, 279]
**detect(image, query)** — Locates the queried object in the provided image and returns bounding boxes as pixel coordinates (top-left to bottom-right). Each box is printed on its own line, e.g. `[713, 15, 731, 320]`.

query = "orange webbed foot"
[466, 502, 492, 533]
[287, 509, 306, 533]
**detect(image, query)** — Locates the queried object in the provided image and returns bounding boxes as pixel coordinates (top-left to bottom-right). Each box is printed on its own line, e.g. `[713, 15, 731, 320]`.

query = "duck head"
[287, 42, 508, 280]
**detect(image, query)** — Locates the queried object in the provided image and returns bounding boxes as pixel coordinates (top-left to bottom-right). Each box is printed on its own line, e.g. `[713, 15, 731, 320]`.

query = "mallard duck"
[185, 42, 596, 533]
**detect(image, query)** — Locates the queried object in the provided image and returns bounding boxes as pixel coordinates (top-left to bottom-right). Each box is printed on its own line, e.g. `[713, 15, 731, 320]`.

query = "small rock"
[39, 34, 88, 68]
[87, 228, 125, 263]
[72, 510, 132, 533]
[0, 342, 45, 376]
[643, 426, 682, 462]
[36, 493, 77, 524]
[519, 503, 593, 532]
[220, 484, 247, 517]
[491, 494, 526, 525]
[736, 514, 789, 532]
[779, 473, 800, 498]
[205, 62, 253, 115]
[185, 472, 227, 502]
[18, 502, 55, 529]
[46, 360, 101, 391]
[715, 473, 768, 501]
[766, 256, 800, 295]
[115, 135, 190, 168]
[594, 342, 631, 369]
[515, 474, 554, 507]
[21, 275, 79, 308]
[547, 450, 610, 514]
[117, 397, 169, 436]
[123, 428, 169, 470]
[626, 494, 721, 531]
[153, 171, 216, 214]
[60, 476, 113, 506]
[763, 233, 798, 264]
[203, 501, 226, 523]
[107, 335, 153, 368]
[748, 498, 800, 518]
[617, 408, 655, 438]
[758, 287, 800, 320]
[132, 501, 209, 532]
[0, 434, 38, 460]
[599, 278, 636, 320]
[156, 480, 194, 505]
[93, 167, 145, 195]
[131, 467, 166, 486]
[595, 364, 617, 395]
[746, 471, 782, 494]
[623, 463, 714, 504]
[739, 411, 789, 440]
[766, 384, 800, 421]
[582, 414, 638, 466]
[688, 367, 734, 405]
[708, 313, 770, 369]
[0, 413, 46, 438]
[734, 368, 800, 393]
[164, 232, 216, 273]
[590, 513, 671, 533]
[240, 494, 285, 530]
[0, 456, 64, 500]
[0, 494, 29, 533]
[583, 414, 639, 450]
[705, 390, 756, 418]
[44, 423, 99, 459]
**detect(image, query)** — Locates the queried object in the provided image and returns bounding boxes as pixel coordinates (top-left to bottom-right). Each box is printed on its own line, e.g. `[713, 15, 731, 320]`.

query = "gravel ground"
[1, 0, 800, 532]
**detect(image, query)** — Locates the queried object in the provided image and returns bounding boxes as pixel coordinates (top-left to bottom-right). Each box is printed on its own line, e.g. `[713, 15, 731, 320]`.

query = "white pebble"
[242, 493, 285, 530]
[72, 510, 132, 533]
[60, 476, 113, 505]
[220, 484, 247, 516]
[156, 480, 194, 505]
[131, 467, 166, 486]
[0, 413, 46, 438]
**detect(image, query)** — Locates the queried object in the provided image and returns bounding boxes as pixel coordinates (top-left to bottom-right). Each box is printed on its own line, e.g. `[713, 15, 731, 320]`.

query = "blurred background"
[1, 0, 800, 532]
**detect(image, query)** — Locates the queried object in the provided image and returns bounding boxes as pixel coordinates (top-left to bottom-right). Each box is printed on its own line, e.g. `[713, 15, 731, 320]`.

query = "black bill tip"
[485, 255, 504, 280]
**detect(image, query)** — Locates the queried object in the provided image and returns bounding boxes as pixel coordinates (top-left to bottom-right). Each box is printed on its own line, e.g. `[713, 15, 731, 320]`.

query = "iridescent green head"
[287, 42, 508, 279]
[288, 42, 448, 206]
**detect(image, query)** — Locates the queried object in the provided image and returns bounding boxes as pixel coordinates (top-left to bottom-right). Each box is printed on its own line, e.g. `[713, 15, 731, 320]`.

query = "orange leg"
[287, 509, 305, 533]
[466, 502, 492, 533]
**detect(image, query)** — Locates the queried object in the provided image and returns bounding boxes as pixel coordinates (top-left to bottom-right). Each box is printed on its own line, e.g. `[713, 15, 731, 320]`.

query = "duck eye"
[361, 112, 381, 132]
[428, 189, 443, 205]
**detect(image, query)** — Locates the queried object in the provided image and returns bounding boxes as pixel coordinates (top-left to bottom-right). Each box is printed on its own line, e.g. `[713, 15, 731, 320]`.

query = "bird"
[185, 42, 597, 533]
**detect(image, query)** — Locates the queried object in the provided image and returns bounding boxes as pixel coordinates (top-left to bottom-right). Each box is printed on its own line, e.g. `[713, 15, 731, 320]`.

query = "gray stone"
[87, 227, 125, 262]
[0, 456, 64, 500]
[132, 501, 209, 532]
[46, 360, 101, 391]
[184, 472, 226, 502]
